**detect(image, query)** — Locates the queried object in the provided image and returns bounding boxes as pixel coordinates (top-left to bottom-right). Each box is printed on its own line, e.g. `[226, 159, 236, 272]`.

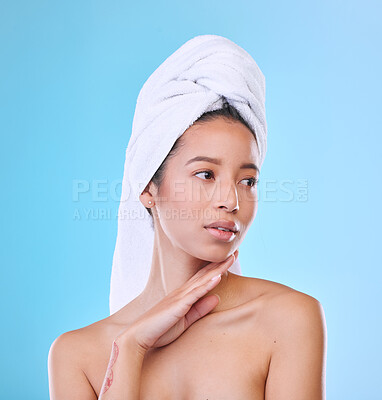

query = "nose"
[213, 181, 239, 213]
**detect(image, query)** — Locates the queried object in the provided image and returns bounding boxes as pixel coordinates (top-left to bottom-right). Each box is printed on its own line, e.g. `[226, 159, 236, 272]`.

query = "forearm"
[98, 332, 147, 400]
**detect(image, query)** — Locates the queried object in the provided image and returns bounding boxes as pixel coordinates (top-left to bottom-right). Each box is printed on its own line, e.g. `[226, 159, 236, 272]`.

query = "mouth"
[204, 227, 237, 242]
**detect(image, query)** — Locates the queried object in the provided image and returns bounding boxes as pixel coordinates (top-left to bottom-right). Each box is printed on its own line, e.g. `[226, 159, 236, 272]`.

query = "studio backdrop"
[1, 1, 381, 399]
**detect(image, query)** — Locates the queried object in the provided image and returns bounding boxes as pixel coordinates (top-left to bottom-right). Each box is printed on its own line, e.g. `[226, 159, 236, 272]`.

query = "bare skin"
[48, 274, 326, 399]
[48, 117, 326, 399]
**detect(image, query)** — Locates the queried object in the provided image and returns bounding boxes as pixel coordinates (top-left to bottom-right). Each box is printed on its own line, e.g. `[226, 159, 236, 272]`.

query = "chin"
[200, 251, 234, 264]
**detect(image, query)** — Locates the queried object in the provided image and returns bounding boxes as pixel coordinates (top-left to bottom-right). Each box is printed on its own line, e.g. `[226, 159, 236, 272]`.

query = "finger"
[176, 272, 223, 318]
[180, 253, 235, 296]
[183, 295, 220, 328]
[195, 249, 238, 277]
[179, 258, 232, 303]
[191, 250, 238, 282]
[205, 252, 237, 278]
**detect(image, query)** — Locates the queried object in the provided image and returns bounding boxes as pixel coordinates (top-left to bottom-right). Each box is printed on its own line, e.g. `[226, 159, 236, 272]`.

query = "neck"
[135, 225, 233, 315]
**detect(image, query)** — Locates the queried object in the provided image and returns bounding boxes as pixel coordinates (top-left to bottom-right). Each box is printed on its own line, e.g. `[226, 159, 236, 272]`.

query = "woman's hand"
[119, 250, 238, 353]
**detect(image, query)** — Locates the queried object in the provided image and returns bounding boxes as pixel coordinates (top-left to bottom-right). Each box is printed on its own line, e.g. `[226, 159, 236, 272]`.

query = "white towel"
[109, 34, 267, 315]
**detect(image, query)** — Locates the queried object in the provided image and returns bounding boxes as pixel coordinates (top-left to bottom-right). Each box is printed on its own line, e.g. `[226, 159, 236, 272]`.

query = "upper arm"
[265, 293, 327, 400]
[48, 331, 97, 400]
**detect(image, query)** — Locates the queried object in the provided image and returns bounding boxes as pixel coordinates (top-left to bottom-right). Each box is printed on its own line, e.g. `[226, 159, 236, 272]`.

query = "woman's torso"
[78, 275, 294, 399]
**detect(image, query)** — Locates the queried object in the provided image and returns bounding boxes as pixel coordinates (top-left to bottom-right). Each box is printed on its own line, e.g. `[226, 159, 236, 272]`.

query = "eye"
[194, 170, 215, 180]
[195, 170, 259, 187]
[241, 177, 259, 188]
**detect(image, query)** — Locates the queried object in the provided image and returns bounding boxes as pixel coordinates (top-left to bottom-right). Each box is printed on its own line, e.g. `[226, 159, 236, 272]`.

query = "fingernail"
[211, 273, 221, 281]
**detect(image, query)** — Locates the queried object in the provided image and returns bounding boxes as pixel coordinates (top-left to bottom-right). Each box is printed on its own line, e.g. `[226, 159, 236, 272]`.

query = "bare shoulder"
[235, 275, 327, 398]
[48, 318, 107, 367]
[48, 316, 118, 399]
[49, 319, 105, 360]
[49, 313, 121, 367]
[260, 279, 326, 338]
[48, 326, 97, 399]
[235, 274, 325, 322]
[232, 274, 326, 342]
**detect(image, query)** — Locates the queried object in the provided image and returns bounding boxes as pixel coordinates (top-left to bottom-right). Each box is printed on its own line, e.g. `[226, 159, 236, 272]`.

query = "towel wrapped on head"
[110, 34, 267, 315]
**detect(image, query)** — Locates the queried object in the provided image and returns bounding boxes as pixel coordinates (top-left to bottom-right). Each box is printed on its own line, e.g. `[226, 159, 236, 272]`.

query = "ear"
[139, 181, 157, 206]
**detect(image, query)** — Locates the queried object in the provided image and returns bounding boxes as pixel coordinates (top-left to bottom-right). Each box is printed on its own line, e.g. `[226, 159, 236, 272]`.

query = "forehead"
[178, 117, 259, 162]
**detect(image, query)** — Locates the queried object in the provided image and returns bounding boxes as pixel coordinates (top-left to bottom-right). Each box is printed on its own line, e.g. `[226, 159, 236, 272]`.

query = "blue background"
[1, 1, 381, 399]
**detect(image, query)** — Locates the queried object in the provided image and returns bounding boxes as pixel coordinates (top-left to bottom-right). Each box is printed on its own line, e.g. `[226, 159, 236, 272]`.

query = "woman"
[48, 35, 326, 399]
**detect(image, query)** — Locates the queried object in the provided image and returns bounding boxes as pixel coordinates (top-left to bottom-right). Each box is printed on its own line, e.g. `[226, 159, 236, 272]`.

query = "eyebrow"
[185, 156, 260, 174]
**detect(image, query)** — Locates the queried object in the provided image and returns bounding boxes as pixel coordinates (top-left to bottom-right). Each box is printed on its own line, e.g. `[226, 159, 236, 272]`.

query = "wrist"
[115, 328, 149, 359]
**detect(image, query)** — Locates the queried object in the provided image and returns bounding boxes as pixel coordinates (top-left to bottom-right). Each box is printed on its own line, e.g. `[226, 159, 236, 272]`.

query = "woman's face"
[149, 117, 260, 263]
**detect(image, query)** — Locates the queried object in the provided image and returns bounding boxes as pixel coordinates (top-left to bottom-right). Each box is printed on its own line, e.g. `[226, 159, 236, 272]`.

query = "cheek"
[238, 190, 258, 227]
[179, 177, 216, 203]
[245, 191, 258, 218]
[170, 179, 209, 210]
[157, 187, 201, 229]
[158, 207, 203, 254]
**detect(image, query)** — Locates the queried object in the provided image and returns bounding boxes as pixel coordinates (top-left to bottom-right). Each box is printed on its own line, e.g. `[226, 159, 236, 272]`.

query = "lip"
[204, 227, 237, 242]
[204, 219, 239, 233]
[204, 219, 239, 243]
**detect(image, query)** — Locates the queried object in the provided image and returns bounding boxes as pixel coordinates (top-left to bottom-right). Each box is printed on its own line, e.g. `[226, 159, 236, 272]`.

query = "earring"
[148, 200, 153, 206]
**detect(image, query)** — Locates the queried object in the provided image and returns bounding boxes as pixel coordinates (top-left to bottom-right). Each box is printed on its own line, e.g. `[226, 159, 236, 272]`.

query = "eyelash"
[194, 170, 259, 187]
